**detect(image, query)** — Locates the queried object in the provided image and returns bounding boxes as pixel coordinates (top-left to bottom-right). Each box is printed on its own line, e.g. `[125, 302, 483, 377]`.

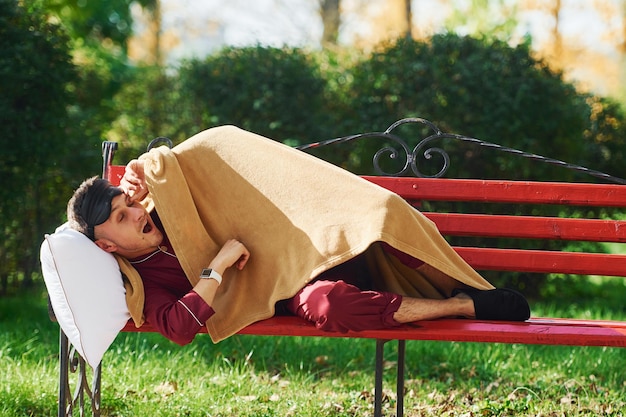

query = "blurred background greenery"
[2, 0, 626, 299]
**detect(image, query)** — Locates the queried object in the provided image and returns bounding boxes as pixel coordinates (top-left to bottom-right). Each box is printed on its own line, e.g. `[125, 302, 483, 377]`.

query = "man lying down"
[66, 125, 530, 345]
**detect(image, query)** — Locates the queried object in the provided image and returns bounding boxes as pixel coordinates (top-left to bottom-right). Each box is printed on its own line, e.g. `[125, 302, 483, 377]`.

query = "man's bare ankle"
[453, 296, 475, 318]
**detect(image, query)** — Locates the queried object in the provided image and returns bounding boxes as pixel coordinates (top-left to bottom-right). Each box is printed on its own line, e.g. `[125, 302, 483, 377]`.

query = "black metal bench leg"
[92, 364, 102, 416]
[57, 328, 102, 417]
[374, 339, 387, 417]
[374, 339, 406, 417]
[396, 340, 405, 417]
[59, 330, 69, 417]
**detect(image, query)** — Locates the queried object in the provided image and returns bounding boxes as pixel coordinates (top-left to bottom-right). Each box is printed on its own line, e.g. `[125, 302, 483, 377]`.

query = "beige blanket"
[118, 126, 493, 342]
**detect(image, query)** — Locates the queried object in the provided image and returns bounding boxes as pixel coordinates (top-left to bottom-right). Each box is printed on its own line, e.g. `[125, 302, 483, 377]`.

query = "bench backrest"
[367, 176, 626, 277]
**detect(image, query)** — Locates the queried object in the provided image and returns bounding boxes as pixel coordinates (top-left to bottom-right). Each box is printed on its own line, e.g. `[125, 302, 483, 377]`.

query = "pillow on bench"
[40, 225, 130, 368]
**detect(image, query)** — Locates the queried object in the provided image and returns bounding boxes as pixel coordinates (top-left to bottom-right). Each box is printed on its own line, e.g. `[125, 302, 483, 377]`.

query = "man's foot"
[452, 288, 530, 321]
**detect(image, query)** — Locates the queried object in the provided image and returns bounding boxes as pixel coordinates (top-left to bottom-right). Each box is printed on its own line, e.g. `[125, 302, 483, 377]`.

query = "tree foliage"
[581, 94, 626, 178]
[106, 64, 178, 161]
[40, 0, 155, 50]
[0, 0, 77, 292]
[39, 0, 158, 168]
[0, 0, 159, 293]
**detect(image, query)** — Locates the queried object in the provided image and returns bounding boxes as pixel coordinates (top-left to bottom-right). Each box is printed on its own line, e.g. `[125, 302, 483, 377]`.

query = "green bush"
[581, 94, 626, 180]
[344, 34, 590, 180]
[0, 0, 77, 293]
[176, 45, 332, 145]
[107, 65, 180, 160]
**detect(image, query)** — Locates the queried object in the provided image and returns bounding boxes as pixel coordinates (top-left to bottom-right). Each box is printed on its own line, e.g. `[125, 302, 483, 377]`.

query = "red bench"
[55, 125, 626, 417]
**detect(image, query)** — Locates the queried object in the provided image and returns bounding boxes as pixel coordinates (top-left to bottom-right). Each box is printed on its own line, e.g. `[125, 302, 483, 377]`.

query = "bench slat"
[122, 316, 626, 348]
[425, 213, 626, 242]
[454, 247, 626, 276]
[365, 177, 626, 207]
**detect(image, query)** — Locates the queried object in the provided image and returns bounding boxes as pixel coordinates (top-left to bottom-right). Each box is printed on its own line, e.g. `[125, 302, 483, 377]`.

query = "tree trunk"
[550, 0, 563, 62]
[148, 0, 162, 65]
[404, 0, 412, 39]
[320, 0, 341, 47]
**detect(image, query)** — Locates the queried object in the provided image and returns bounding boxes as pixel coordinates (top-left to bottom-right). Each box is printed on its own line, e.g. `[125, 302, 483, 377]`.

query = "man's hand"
[120, 159, 148, 203]
[195, 240, 250, 306]
[210, 239, 250, 274]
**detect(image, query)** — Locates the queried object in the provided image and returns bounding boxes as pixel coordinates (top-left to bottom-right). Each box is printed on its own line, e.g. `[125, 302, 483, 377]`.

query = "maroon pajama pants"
[283, 244, 424, 333]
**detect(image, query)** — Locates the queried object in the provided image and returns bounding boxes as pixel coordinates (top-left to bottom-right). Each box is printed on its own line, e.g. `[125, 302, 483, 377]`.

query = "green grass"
[1, 286, 625, 417]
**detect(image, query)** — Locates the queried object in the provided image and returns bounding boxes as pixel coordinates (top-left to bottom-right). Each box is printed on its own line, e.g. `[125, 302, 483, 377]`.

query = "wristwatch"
[199, 268, 222, 285]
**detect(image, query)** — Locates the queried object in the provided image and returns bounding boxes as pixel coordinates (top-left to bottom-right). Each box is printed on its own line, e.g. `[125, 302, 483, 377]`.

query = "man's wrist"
[199, 268, 222, 285]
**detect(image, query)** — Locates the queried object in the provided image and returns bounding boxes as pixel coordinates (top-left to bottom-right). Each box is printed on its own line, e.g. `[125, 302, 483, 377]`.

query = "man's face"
[93, 193, 163, 259]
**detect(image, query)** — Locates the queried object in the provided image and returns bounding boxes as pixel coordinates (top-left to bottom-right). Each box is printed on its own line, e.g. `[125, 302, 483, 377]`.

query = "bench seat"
[123, 315, 626, 348]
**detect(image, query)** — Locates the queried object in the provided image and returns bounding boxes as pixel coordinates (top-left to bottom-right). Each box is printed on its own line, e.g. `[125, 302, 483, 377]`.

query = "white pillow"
[40, 225, 130, 368]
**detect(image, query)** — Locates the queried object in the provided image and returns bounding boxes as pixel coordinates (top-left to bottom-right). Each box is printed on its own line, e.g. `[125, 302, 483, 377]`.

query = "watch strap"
[199, 268, 222, 285]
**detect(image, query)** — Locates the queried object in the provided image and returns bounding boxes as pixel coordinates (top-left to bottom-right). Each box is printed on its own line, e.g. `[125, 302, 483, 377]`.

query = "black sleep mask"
[81, 179, 123, 240]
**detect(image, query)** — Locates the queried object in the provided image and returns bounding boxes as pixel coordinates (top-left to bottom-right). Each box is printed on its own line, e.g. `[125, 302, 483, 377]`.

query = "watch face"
[200, 268, 222, 284]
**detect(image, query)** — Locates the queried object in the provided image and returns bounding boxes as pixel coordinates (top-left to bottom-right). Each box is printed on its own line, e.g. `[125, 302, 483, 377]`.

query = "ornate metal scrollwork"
[297, 130, 413, 177]
[59, 331, 101, 417]
[147, 136, 173, 151]
[298, 117, 626, 184]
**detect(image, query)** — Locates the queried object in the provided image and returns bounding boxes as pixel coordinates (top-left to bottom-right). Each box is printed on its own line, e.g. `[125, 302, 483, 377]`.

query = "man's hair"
[67, 176, 123, 240]
[66, 176, 100, 237]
